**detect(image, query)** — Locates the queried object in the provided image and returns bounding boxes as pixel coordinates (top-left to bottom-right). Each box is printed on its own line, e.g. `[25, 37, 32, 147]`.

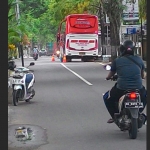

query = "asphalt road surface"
[8, 56, 146, 150]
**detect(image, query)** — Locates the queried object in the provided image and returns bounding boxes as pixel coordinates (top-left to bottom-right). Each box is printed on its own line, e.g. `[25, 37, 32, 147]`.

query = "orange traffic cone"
[51, 54, 55, 62]
[63, 54, 66, 63]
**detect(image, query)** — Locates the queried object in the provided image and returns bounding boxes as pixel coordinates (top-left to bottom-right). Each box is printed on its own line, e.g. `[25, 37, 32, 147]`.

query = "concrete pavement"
[8, 57, 146, 150]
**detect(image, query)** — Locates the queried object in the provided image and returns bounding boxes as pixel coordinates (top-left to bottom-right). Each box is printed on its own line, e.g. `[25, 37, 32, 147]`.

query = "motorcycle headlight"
[56, 51, 60, 54]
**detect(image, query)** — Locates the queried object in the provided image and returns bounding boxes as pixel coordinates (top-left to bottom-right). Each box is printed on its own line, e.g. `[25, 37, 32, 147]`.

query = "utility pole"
[15, 0, 24, 66]
[140, 18, 144, 60]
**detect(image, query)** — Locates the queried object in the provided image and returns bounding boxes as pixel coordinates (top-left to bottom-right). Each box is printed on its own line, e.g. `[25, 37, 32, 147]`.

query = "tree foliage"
[139, 0, 146, 20]
[18, 0, 94, 47]
[8, 0, 28, 45]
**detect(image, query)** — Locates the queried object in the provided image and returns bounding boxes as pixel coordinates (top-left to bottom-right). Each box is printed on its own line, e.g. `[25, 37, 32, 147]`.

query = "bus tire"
[66, 57, 71, 62]
[82, 57, 88, 62]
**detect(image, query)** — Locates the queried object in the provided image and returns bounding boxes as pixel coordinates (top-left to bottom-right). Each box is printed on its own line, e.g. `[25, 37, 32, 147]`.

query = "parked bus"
[57, 14, 99, 62]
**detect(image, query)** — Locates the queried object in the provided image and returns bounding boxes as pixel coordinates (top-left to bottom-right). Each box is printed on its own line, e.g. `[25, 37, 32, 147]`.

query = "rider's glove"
[112, 75, 118, 80]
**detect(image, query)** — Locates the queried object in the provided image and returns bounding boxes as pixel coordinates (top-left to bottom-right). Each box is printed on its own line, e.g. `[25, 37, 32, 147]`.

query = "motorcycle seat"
[124, 89, 140, 94]
[13, 75, 23, 79]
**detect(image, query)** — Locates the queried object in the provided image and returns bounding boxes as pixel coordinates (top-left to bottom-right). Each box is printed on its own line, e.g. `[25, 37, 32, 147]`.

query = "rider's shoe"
[141, 113, 147, 125]
[107, 118, 114, 123]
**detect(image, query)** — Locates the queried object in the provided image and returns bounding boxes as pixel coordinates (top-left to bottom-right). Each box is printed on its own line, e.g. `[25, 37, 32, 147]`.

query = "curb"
[98, 62, 111, 66]
[8, 106, 11, 122]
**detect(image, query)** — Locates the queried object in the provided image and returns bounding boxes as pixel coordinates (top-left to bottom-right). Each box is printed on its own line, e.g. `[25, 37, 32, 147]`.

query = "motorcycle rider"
[104, 40, 147, 124]
[33, 46, 38, 58]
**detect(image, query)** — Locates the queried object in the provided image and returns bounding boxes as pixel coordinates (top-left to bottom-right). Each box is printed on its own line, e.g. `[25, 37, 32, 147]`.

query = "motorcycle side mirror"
[29, 62, 35, 66]
[104, 65, 111, 71]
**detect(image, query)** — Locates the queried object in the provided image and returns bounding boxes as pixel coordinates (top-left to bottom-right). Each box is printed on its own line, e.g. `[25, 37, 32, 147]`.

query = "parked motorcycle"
[33, 53, 38, 60]
[103, 64, 145, 139]
[11, 62, 35, 106]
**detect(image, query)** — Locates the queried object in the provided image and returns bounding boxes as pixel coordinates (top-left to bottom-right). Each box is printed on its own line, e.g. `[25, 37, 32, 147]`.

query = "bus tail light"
[89, 39, 98, 50]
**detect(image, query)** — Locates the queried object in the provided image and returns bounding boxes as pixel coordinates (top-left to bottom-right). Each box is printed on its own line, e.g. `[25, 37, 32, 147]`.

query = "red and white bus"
[57, 14, 99, 62]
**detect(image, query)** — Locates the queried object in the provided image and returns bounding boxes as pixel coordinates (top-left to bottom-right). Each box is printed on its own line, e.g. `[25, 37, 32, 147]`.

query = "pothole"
[15, 126, 34, 141]
[8, 124, 48, 149]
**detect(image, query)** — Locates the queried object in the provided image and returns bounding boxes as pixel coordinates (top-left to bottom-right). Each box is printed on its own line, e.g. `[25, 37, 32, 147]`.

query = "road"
[8, 56, 146, 150]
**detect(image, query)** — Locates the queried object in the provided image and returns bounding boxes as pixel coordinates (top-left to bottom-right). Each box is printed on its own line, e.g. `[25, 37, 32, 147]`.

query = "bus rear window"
[69, 16, 96, 29]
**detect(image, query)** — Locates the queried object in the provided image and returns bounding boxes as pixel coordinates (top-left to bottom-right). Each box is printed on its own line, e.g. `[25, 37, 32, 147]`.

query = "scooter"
[56, 50, 60, 58]
[103, 64, 146, 139]
[33, 53, 38, 60]
[11, 62, 35, 106]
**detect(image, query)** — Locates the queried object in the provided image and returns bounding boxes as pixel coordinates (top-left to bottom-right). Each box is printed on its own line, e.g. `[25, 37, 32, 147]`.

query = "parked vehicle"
[39, 49, 47, 56]
[103, 64, 145, 139]
[11, 62, 35, 106]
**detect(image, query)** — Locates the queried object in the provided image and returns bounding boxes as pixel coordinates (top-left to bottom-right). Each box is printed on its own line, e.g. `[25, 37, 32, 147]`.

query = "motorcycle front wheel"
[13, 90, 20, 106]
[129, 117, 138, 139]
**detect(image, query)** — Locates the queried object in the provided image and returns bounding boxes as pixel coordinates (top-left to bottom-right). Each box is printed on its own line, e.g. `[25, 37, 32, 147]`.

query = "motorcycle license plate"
[13, 79, 20, 84]
[125, 102, 143, 108]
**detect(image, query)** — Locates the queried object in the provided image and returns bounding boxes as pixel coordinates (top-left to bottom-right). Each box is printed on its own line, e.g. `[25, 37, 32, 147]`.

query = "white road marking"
[61, 63, 93, 86]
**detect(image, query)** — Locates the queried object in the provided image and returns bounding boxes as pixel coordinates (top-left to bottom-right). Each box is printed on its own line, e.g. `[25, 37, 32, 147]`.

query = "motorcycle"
[56, 50, 60, 58]
[11, 62, 35, 106]
[33, 53, 38, 60]
[103, 64, 145, 139]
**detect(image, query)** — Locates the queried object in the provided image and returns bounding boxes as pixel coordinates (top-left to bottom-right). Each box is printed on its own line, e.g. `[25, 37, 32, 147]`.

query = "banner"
[122, 0, 140, 25]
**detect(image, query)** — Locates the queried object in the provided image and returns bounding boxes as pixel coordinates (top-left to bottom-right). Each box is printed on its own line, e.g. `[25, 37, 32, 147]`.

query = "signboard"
[46, 42, 53, 48]
[122, 0, 139, 25]
[106, 14, 110, 23]
[126, 28, 136, 34]
[120, 25, 140, 34]
[75, 20, 90, 25]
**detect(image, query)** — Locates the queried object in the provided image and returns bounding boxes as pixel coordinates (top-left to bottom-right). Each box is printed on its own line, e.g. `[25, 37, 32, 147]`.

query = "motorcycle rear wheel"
[13, 90, 20, 106]
[129, 117, 138, 139]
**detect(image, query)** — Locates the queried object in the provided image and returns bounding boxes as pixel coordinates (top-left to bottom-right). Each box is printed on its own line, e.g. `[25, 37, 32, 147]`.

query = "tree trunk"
[110, 18, 120, 61]
[101, 0, 123, 61]
[99, 4, 106, 55]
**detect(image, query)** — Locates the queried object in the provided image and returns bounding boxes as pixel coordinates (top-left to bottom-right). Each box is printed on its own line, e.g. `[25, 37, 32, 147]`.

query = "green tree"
[8, 0, 28, 44]
[18, 0, 94, 48]
[139, 0, 146, 20]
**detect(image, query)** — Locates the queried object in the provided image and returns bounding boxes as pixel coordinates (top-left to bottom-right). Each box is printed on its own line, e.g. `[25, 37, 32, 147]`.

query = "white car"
[39, 49, 47, 56]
